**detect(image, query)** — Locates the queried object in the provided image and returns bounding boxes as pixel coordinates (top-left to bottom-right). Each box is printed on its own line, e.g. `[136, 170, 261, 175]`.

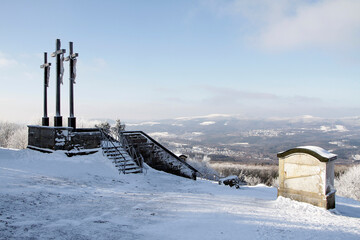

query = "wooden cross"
[51, 39, 66, 126]
[51, 39, 66, 84]
[40, 52, 51, 87]
[65, 41, 79, 127]
[65, 42, 79, 84]
[40, 52, 51, 126]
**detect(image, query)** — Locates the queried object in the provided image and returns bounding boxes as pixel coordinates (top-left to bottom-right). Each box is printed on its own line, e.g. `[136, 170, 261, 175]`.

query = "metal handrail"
[98, 128, 128, 174]
[122, 131, 198, 173]
[118, 131, 144, 173]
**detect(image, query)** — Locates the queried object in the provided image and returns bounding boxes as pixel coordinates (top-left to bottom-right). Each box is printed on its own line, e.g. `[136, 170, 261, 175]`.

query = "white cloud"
[204, 0, 360, 51]
[258, 0, 360, 51]
[0, 52, 17, 68]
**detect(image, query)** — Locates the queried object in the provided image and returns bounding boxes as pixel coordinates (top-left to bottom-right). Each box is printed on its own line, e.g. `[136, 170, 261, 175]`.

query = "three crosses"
[41, 39, 79, 128]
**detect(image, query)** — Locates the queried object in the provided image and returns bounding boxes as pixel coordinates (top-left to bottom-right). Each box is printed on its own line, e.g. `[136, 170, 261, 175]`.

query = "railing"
[123, 131, 198, 174]
[121, 131, 223, 181]
[118, 131, 144, 173]
[98, 128, 128, 174]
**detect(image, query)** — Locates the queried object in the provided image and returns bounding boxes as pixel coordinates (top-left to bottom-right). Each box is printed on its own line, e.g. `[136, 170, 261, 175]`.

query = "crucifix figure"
[51, 39, 66, 127]
[65, 42, 79, 129]
[40, 52, 51, 126]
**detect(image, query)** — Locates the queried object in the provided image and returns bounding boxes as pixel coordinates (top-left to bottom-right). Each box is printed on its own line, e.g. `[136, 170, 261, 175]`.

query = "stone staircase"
[102, 143, 142, 174]
[99, 128, 142, 174]
[123, 133, 162, 167]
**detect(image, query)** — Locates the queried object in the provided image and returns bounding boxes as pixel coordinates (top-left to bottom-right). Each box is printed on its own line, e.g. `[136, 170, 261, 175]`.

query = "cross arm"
[51, 49, 66, 57]
[40, 63, 52, 68]
[65, 53, 79, 61]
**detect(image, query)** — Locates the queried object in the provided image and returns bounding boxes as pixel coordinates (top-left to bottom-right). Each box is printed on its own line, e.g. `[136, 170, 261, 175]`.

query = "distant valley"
[126, 115, 360, 165]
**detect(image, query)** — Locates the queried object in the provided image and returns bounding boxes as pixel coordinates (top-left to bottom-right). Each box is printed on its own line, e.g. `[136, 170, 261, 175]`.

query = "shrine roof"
[277, 146, 337, 162]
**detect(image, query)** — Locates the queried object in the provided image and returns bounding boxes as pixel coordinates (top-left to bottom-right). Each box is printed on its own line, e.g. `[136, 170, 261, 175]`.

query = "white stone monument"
[277, 146, 337, 209]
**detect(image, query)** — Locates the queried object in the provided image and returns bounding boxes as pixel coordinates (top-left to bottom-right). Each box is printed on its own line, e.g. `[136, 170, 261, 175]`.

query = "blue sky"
[0, 0, 359, 123]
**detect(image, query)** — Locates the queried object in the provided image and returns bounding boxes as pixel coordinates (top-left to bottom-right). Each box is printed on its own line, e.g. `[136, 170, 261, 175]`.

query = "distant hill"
[126, 115, 360, 164]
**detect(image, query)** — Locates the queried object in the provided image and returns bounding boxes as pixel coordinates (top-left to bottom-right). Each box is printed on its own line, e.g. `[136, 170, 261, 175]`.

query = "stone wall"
[123, 131, 198, 180]
[71, 128, 102, 150]
[28, 126, 101, 151]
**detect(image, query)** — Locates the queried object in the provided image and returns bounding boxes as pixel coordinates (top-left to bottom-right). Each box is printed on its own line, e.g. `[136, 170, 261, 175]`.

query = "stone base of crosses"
[54, 116, 63, 127]
[68, 117, 76, 129]
[27, 125, 101, 151]
[42, 117, 49, 126]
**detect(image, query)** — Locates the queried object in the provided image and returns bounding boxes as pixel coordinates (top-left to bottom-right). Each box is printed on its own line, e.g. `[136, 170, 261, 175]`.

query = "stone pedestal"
[28, 125, 101, 151]
[42, 117, 49, 126]
[54, 116, 62, 127]
[68, 117, 76, 129]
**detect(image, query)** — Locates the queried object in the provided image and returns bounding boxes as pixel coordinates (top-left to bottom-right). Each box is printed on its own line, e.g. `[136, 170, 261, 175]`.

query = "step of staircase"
[101, 143, 142, 174]
[115, 163, 139, 170]
[105, 152, 129, 157]
[124, 168, 142, 174]
[110, 156, 133, 161]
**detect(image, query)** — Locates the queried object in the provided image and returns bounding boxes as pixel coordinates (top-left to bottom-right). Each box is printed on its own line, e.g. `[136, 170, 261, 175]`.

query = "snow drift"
[1, 148, 360, 239]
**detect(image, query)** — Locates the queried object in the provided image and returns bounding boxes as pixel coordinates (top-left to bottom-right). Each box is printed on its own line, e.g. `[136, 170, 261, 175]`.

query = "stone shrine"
[277, 146, 337, 209]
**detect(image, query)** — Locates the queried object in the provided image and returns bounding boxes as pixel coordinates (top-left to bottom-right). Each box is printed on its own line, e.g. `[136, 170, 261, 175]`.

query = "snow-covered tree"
[111, 119, 126, 140]
[186, 155, 219, 180]
[95, 121, 111, 134]
[335, 164, 360, 201]
[7, 127, 28, 149]
[0, 122, 18, 148]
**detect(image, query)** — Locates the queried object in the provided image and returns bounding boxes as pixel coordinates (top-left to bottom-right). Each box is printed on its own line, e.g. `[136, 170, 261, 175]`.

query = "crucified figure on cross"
[51, 39, 66, 127]
[40, 52, 51, 126]
[65, 42, 79, 129]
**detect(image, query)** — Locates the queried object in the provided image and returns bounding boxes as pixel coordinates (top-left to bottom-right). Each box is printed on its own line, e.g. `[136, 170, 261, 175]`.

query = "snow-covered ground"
[1, 148, 360, 239]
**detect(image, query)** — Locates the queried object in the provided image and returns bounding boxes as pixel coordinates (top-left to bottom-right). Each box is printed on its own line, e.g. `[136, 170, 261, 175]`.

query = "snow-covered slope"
[1, 148, 360, 239]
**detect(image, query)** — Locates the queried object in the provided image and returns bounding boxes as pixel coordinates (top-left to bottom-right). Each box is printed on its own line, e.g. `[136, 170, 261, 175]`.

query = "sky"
[0, 0, 359, 123]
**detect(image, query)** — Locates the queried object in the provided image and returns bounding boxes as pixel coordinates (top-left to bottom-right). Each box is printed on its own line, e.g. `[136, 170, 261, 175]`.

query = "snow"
[148, 132, 176, 138]
[191, 132, 203, 136]
[229, 142, 249, 146]
[320, 125, 348, 132]
[296, 146, 337, 159]
[1, 148, 360, 239]
[126, 122, 160, 126]
[175, 114, 232, 120]
[199, 121, 216, 126]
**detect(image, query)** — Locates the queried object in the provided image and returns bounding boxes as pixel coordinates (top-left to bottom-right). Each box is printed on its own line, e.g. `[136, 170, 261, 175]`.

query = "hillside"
[1, 148, 360, 239]
[126, 115, 360, 165]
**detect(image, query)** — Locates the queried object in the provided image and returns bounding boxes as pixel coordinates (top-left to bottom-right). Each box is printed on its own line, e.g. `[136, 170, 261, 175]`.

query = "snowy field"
[1, 148, 360, 240]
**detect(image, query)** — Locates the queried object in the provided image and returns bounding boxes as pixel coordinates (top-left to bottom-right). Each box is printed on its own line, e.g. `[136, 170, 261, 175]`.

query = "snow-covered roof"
[277, 146, 337, 162]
